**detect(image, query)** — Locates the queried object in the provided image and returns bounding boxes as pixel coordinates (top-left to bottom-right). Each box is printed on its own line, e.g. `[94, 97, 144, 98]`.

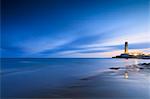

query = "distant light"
[129, 51, 144, 56]
[133, 53, 138, 56]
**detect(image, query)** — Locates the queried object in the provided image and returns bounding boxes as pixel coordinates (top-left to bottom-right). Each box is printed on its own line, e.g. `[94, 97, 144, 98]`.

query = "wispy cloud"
[1, 0, 149, 58]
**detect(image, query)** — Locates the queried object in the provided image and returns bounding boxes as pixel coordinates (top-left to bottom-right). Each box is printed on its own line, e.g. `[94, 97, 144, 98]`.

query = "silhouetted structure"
[124, 42, 128, 54]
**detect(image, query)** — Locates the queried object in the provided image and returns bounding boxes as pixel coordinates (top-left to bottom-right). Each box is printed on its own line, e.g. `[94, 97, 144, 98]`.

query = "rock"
[109, 67, 120, 70]
[139, 67, 144, 69]
[140, 63, 150, 66]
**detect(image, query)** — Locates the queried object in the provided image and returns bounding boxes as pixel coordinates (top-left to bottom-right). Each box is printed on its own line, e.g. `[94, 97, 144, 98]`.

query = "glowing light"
[129, 50, 144, 56]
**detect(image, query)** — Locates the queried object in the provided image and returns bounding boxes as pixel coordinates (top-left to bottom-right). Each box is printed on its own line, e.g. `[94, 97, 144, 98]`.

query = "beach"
[1, 58, 150, 99]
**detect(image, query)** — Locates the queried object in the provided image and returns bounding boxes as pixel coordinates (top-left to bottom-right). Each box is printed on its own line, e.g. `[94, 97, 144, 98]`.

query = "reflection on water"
[1, 58, 150, 98]
[124, 71, 128, 79]
[134, 59, 138, 65]
[123, 59, 142, 79]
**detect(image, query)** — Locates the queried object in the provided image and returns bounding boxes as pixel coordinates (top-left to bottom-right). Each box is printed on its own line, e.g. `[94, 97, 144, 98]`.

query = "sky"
[1, 0, 150, 58]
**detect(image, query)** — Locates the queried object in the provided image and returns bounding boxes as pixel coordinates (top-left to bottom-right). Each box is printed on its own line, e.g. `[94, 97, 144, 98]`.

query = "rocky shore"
[109, 63, 150, 70]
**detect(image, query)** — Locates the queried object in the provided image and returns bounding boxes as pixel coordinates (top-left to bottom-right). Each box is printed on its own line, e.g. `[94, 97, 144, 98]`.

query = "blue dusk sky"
[1, 0, 150, 58]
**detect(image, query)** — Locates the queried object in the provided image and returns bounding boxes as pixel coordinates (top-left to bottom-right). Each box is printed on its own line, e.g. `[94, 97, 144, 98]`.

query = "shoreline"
[28, 62, 150, 98]
[1, 59, 150, 98]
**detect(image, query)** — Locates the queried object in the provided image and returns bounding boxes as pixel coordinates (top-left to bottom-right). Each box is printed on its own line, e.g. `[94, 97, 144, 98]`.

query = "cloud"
[100, 32, 150, 46]
[1, 46, 26, 57]
[36, 34, 150, 57]
[16, 36, 75, 54]
[1, 0, 149, 58]
[37, 41, 150, 58]
[52, 47, 150, 58]
[105, 42, 150, 50]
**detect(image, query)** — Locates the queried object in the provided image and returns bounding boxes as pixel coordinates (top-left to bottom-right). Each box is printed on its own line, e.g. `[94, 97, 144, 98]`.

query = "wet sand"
[1, 58, 150, 99]
[34, 63, 150, 99]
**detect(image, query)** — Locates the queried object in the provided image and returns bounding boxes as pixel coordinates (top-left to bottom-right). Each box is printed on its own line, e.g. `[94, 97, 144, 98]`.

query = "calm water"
[1, 58, 150, 98]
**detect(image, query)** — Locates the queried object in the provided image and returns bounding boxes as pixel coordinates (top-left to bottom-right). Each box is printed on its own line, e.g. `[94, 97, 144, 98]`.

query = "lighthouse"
[124, 42, 128, 54]
[112, 41, 150, 59]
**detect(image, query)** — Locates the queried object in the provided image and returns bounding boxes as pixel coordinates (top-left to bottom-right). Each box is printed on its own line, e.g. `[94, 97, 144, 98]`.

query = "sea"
[1, 58, 150, 98]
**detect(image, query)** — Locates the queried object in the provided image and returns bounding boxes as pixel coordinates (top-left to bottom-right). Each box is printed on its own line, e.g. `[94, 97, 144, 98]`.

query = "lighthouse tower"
[124, 42, 128, 54]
